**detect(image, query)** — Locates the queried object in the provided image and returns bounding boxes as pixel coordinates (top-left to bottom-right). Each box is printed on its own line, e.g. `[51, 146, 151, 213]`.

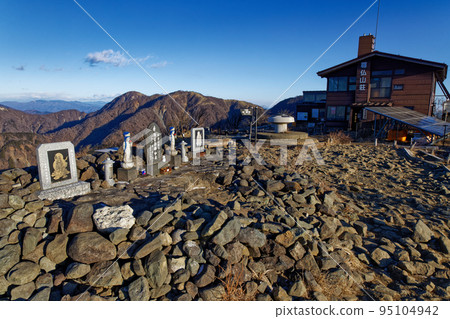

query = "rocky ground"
[0, 142, 449, 301]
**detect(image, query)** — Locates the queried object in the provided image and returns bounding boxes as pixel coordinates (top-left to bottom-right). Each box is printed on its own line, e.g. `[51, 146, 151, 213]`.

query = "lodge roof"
[317, 51, 447, 81]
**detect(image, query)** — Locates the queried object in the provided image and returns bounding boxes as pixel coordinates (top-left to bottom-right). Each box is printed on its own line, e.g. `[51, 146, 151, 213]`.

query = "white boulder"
[93, 205, 135, 233]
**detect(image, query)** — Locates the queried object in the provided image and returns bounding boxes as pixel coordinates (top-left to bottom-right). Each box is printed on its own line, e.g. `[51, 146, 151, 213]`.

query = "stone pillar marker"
[181, 141, 188, 163]
[103, 157, 115, 186]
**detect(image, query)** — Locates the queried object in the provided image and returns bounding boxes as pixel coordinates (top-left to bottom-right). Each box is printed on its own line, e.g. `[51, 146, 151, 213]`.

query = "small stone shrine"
[36, 141, 90, 200]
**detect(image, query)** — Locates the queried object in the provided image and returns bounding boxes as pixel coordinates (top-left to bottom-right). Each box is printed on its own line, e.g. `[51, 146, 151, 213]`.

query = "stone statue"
[121, 132, 134, 169]
[181, 141, 188, 163]
[196, 131, 203, 148]
[169, 127, 177, 156]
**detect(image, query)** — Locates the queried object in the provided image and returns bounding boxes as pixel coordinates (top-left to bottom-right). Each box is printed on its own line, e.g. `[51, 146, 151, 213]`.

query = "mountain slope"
[0, 104, 87, 134]
[48, 91, 262, 149]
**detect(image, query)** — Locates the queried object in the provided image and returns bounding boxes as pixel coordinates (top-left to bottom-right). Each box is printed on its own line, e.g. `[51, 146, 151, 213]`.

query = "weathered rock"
[65, 203, 94, 234]
[68, 232, 116, 264]
[319, 219, 338, 240]
[66, 262, 91, 279]
[8, 195, 25, 210]
[11, 282, 35, 300]
[168, 257, 186, 273]
[288, 241, 306, 261]
[284, 181, 302, 192]
[39, 257, 56, 272]
[173, 268, 190, 284]
[134, 235, 163, 259]
[0, 219, 16, 238]
[439, 236, 450, 254]
[412, 220, 433, 243]
[0, 244, 21, 276]
[45, 234, 69, 264]
[147, 212, 174, 233]
[6, 261, 40, 285]
[275, 229, 302, 248]
[29, 287, 51, 301]
[353, 221, 368, 237]
[0, 275, 9, 295]
[296, 252, 320, 276]
[289, 280, 307, 298]
[93, 205, 135, 234]
[47, 210, 62, 234]
[136, 210, 153, 227]
[86, 260, 123, 287]
[35, 273, 53, 289]
[237, 227, 266, 248]
[199, 284, 225, 301]
[194, 264, 216, 288]
[201, 211, 228, 237]
[128, 276, 150, 301]
[183, 240, 202, 257]
[150, 284, 171, 299]
[212, 219, 241, 246]
[398, 261, 435, 276]
[22, 228, 42, 256]
[0, 194, 9, 209]
[266, 180, 285, 193]
[273, 286, 291, 301]
[144, 250, 168, 289]
[371, 247, 393, 268]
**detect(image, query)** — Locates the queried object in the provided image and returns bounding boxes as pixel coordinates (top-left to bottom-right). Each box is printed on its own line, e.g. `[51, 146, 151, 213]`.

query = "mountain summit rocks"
[0, 143, 448, 301]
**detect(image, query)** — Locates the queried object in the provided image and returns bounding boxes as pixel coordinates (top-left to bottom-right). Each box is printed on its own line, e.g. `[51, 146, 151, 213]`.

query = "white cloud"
[150, 61, 168, 69]
[40, 65, 64, 72]
[85, 49, 151, 67]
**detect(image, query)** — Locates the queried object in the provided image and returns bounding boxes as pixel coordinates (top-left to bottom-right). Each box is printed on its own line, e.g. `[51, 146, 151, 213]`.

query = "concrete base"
[171, 155, 181, 169]
[117, 167, 138, 182]
[147, 162, 160, 177]
[38, 181, 91, 201]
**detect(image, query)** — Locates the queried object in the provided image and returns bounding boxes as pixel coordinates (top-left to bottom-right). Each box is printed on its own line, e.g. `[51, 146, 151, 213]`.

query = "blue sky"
[0, 0, 449, 106]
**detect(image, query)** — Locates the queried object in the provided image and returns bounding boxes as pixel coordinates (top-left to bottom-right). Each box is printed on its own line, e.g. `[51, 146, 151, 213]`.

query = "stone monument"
[145, 123, 164, 176]
[102, 157, 115, 186]
[181, 141, 188, 163]
[36, 141, 90, 200]
[118, 132, 137, 181]
[191, 127, 205, 157]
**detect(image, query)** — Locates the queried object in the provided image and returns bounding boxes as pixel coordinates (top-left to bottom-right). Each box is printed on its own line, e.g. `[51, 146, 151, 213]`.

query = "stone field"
[0, 142, 449, 301]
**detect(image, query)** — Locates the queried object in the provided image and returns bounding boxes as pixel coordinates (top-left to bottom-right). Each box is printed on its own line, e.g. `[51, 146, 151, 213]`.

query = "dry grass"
[327, 131, 353, 145]
[218, 263, 256, 301]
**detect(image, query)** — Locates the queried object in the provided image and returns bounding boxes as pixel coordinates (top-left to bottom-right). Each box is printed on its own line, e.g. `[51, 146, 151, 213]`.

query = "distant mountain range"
[0, 100, 106, 114]
[269, 95, 303, 116]
[0, 91, 262, 169]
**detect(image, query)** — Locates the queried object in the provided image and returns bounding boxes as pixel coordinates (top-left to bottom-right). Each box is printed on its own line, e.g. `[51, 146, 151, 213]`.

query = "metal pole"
[444, 125, 447, 147]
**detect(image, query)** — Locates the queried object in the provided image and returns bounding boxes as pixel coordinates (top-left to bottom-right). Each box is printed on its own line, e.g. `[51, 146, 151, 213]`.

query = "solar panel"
[365, 107, 450, 137]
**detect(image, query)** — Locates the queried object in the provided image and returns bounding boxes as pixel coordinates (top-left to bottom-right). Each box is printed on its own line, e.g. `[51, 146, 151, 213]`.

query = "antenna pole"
[375, 0, 381, 48]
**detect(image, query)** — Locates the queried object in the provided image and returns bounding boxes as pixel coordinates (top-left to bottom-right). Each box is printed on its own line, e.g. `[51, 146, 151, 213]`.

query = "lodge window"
[297, 112, 308, 121]
[349, 77, 356, 91]
[371, 70, 392, 98]
[329, 77, 357, 92]
[393, 84, 403, 90]
[329, 77, 347, 92]
[327, 106, 346, 121]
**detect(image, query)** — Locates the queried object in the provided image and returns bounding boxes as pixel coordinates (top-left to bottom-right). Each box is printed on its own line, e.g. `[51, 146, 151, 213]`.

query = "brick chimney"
[358, 34, 375, 57]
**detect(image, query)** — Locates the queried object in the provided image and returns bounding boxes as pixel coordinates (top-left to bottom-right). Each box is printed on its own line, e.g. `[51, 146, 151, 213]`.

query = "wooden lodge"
[316, 34, 448, 131]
